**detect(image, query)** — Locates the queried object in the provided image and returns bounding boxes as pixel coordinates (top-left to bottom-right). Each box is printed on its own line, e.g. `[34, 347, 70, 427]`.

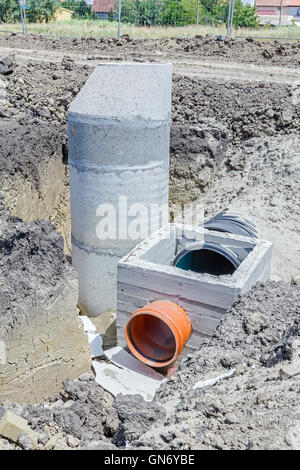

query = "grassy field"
[1, 19, 300, 40]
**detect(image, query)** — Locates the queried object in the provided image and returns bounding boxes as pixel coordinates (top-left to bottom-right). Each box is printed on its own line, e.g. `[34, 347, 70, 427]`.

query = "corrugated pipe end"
[125, 300, 192, 368]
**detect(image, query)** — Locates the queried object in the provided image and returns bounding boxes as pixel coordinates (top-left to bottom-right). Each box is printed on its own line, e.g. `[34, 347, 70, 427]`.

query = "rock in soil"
[0, 57, 14, 75]
[0, 375, 118, 450]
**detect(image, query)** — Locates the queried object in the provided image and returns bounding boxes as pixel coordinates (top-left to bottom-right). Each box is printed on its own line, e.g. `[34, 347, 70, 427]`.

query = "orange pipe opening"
[125, 300, 192, 368]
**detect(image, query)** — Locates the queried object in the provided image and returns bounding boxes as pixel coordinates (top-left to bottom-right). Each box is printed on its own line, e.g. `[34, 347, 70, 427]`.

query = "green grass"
[1, 19, 300, 40]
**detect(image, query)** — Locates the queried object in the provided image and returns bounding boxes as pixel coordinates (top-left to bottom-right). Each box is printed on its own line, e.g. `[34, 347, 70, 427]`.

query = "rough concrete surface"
[0, 203, 91, 403]
[69, 63, 172, 316]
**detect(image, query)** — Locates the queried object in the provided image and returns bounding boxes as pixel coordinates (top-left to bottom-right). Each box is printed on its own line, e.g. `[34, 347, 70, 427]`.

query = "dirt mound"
[0, 119, 72, 252]
[2, 33, 300, 67]
[5, 60, 297, 145]
[112, 395, 166, 447]
[1, 281, 298, 449]
[158, 280, 300, 397]
[199, 135, 300, 282]
[2, 59, 90, 124]
[0, 203, 67, 334]
[113, 281, 300, 450]
[0, 32, 299, 451]
[172, 76, 298, 143]
[0, 119, 65, 187]
[169, 119, 229, 206]
[0, 203, 91, 403]
[2, 60, 299, 278]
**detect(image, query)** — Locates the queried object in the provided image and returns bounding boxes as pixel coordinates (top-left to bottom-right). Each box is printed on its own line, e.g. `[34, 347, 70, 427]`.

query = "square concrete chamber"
[117, 224, 272, 354]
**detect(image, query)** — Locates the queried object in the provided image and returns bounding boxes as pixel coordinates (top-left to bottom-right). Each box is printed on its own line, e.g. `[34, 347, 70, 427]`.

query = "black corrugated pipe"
[173, 212, 257, 276]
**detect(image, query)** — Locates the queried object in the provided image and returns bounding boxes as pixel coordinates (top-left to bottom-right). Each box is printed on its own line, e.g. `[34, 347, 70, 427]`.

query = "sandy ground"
[1, 43, 300, 84]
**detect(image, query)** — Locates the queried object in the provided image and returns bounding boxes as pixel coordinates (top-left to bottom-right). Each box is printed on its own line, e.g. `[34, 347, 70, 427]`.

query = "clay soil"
[0, 32, 299, 450]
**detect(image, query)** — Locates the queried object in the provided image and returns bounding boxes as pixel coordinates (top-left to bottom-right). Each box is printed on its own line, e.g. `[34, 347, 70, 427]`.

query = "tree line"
[0, 0, 95, 23]
[0, 0, 258, 27]
[118, 0, 258, 27]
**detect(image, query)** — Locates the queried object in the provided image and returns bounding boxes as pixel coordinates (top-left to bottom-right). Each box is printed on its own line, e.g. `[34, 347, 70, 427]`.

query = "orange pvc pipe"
[125, 300, 192, 368]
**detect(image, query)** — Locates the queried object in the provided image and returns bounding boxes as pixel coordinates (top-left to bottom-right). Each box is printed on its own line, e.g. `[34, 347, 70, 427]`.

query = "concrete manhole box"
[117, 224, 272, 355]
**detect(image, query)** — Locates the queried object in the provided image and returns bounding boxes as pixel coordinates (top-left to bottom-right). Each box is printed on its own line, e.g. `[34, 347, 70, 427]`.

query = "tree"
[108, 7, 115, 21]
[137, 0, 164, 26]
[121, 0, 139, 24]
[0, 0, 60, 23]
[120, 0, 258, 28]
[199, 0, 226, 24]
[61, 0, 96, 20]
[121, 0, 192, 26]
[161, 0, 190, 26]
[24, 0, 59, 23]
[233, 0, 259, 28]
[0, 0, 20, 23]
[200, 0, 218, 13]
[121, 0, 164, 26]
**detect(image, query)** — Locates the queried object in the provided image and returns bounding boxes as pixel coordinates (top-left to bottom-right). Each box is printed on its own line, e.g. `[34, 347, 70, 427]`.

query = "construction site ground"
[0, 33, 299, 450]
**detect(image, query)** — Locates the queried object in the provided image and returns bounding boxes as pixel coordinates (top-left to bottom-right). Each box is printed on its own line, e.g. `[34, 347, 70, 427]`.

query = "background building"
[92, 0, 115, 19]
[256, 0, 300, 18]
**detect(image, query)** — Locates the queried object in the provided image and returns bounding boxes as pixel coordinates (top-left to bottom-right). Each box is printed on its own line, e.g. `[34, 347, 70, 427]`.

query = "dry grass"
[1, 19, 300, 40]
[0, 20, 224, 39]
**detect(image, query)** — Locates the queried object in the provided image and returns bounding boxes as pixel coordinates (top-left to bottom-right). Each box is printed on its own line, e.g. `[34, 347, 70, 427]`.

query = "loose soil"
[2, 33, 300, 67]
[0, 33, 299, 450]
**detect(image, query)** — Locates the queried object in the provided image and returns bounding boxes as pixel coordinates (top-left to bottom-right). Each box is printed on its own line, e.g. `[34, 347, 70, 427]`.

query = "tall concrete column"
[68, 63, 173, 316]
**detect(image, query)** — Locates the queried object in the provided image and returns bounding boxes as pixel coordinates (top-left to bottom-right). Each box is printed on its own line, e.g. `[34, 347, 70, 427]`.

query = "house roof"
[92, 0, 115, 13]
[256, 0, 300, 5]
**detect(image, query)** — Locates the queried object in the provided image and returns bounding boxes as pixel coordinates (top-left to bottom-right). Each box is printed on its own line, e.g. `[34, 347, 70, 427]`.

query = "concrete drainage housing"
[117, 223, 272, 359]
[68, 63, 172, 317]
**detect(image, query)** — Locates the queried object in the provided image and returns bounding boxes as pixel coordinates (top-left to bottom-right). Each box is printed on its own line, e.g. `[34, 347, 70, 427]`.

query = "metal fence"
[0, 0, 234, 38]
[1, 0, 300, 40]
[119, 0, 229, 28]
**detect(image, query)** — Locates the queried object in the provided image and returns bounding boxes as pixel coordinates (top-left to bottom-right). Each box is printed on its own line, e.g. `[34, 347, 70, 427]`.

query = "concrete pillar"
[68, 63, 173, 316]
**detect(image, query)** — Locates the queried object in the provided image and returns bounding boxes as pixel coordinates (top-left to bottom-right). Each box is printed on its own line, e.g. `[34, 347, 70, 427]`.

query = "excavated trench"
[0, 119, 71, 254]
[1, 58, 299, 281]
